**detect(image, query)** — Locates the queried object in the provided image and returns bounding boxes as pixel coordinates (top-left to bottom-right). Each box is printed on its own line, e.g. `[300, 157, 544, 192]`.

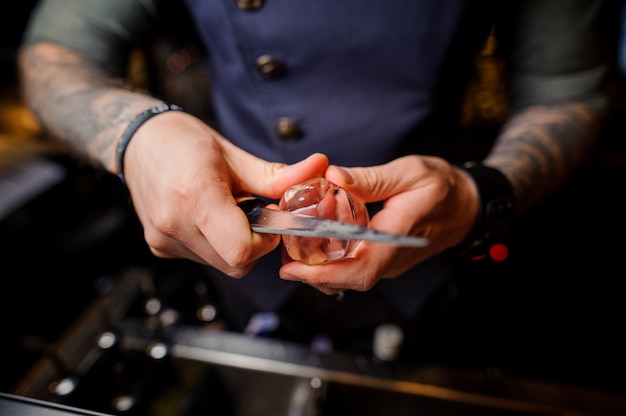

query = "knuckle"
[151, 213, 178, 238]
[221, 244, 256, 269]
[144, 228, 172, 253]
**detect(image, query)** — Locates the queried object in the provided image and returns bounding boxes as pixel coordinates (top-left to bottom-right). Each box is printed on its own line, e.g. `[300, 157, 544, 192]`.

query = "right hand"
[122, 110, 329, 277]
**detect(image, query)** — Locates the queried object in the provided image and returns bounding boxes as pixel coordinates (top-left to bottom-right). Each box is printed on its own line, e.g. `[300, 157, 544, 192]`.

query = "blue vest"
[182, 0, 491, 316]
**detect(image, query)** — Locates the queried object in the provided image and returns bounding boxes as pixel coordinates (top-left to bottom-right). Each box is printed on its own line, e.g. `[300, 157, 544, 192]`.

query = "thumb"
[325, 158, 421, 203]
[234, 150, 330, 200]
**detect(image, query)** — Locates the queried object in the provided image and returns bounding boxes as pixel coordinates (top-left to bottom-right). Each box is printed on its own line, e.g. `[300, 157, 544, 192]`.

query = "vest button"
[275, 118, 302, 140]
[256, 55, 285, 78]
[234, 0, 263, 11]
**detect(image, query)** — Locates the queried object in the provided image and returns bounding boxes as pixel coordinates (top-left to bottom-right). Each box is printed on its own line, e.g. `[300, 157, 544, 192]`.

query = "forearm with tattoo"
[18, 41, 163, 173]
[484, 103, 604, 215]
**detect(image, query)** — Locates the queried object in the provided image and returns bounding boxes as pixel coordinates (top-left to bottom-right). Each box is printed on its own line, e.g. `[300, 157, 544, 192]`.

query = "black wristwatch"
[456, 161, 516, 260]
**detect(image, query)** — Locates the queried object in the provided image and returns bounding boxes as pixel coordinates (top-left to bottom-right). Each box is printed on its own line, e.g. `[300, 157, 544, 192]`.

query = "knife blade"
[238, 198, 429, 247]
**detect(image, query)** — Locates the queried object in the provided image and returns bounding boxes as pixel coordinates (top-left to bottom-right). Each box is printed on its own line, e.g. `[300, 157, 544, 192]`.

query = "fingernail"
[335, 167, 354, 185]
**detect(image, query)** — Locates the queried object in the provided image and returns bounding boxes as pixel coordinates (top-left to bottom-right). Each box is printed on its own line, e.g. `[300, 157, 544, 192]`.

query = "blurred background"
[1, 2, 626, 415]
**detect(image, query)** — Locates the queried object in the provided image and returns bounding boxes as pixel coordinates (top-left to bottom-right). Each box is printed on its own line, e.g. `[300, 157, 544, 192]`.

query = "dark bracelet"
[456, 162, 516, 260]
[116, 103, 184, 184]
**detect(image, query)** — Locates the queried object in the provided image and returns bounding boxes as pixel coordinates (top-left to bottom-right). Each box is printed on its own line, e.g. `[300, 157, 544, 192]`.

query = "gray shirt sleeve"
[22, 0, 164, 76]
[504, 0, 612, 113]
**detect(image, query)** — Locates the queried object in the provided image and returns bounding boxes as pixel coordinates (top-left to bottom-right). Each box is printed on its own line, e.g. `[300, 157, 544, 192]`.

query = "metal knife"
[237, 198, 429, 247]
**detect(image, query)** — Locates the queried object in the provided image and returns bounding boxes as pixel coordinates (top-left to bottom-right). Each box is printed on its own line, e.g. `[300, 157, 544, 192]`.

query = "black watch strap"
[457, 162, 516, 260]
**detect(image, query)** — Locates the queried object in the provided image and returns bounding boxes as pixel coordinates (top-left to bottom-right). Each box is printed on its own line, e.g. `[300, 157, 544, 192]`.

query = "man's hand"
[278, 155, 479, 294]
[123, 110, 330, 277]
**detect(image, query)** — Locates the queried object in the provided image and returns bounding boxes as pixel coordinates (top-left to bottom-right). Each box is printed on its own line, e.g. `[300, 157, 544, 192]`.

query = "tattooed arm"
[19, 41, 164, 172]
[483, 0, 611, 215]
[484, 103, 605, 216]
[18, 0, 167, 171]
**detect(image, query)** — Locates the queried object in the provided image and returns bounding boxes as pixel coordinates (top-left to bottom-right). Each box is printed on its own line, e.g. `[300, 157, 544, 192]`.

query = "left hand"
[278, 155, 479, 295]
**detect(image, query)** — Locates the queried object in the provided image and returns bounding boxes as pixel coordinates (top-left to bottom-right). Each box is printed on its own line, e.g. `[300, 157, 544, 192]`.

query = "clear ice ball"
[279, 178, 369, 265]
